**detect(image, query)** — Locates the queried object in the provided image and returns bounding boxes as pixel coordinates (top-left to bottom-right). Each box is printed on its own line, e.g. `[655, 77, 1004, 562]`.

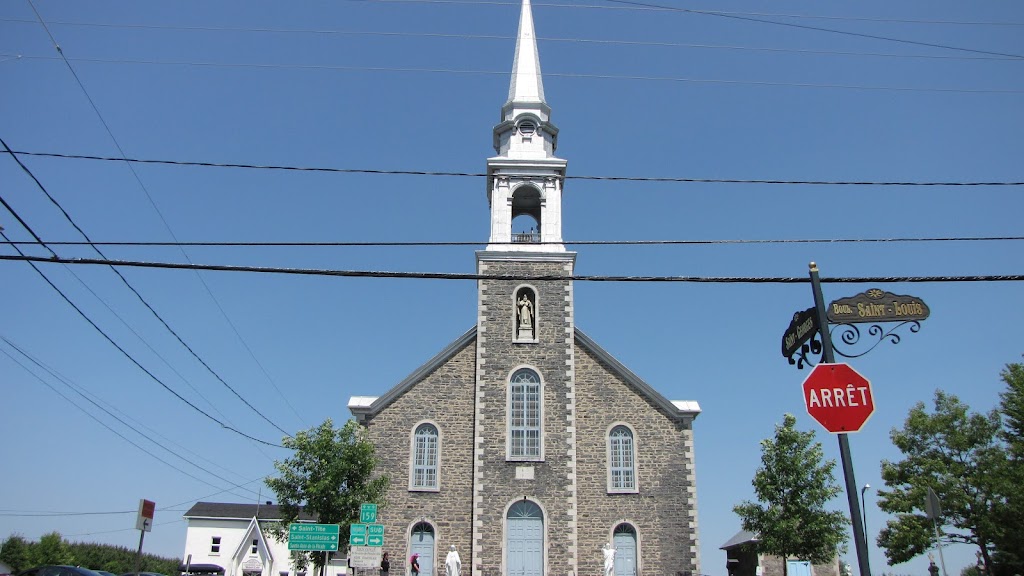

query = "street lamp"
[860, 484, 871, 542]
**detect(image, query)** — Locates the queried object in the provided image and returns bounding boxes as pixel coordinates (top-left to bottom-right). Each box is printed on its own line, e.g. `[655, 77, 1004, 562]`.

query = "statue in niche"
[517, 292, 534, 339]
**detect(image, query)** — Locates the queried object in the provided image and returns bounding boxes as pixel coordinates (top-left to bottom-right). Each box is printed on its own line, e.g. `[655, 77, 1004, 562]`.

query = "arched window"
[509, 369, 542, 458]
[608, 425, 636, 491]
[411, 423, 439, 490]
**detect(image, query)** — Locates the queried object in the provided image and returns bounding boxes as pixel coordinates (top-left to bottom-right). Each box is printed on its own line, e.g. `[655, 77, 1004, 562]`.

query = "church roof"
[720, 529, 758, 550]
[506, 0, 545, 107]
[347, 327, 700, 422]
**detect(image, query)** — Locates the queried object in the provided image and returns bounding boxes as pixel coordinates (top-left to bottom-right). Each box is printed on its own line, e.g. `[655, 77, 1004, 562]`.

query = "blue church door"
[411, 522, 435, 576]
[613, 524, 637, 576]
[787, 561, 812, 576]
[507, 501, 543, 576]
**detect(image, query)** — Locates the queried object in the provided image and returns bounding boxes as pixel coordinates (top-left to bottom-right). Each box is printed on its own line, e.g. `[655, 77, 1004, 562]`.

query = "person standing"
[380, 552, 390, 576]
[410, 553, 420, 576]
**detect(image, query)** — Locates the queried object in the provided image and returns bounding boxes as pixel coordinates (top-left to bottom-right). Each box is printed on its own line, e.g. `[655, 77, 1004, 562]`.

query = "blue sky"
[1, 1, 1022, 574]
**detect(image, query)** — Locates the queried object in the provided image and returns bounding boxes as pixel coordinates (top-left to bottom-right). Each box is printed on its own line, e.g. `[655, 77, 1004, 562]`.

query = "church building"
[347, 1, 702, 575]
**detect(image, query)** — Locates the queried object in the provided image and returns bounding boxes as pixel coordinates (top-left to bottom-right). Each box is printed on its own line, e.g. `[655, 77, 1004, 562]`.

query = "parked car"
[17, 567, 107, 576]
[94, 571, 117, 576]
[120, 572, 168, 576]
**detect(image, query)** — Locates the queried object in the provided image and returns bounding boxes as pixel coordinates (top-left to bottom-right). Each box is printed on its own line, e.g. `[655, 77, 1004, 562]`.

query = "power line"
[7, 54, 1022, 94]
[0, 230, 285, 448]
[3, 19, 1020, 62]
[2, 253, 1021, 284]
[10, 150, 1024, 186]
[2, 135, 292, 438]
[0, 340, 266, 499]
[2, 335, 267, 494]
[23, 5, 308, 429]
[4, 236, 1024, 248]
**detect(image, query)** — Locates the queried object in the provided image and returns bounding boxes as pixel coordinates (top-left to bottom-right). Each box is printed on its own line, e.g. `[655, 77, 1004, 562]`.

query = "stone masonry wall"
[363, 340, 477, 575]
[474, 255, 576, 576]
[574, 343, 698, 576]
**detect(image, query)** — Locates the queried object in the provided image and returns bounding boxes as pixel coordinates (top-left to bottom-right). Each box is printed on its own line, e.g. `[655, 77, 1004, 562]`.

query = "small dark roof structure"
[720, 529, 759, 550]
[183, 502, 315, 522]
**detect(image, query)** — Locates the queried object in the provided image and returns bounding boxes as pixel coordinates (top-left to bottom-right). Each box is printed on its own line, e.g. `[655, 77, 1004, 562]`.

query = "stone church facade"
[347, 2, 701, 575]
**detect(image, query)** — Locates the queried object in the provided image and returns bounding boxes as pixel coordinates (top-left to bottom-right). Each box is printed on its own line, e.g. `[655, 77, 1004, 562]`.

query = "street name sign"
[802, 363, 875, 433]
[827, 289, 930, 324]
[782, 307, 818, 359]
[288, 523, 340, 551]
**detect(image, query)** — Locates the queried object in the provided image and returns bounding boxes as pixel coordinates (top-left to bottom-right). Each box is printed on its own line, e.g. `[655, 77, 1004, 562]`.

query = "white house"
[181, 502, 347, 576]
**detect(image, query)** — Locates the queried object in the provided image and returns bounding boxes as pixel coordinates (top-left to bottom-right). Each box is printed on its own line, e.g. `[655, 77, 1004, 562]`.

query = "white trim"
[505, 365, 545, 462]
[605, 422, 639, 494]
[408, 420, 442, 492]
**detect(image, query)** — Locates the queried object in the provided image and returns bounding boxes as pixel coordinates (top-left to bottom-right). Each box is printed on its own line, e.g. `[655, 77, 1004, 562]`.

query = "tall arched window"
[411, 423, 439, 490]
[608, 425, 636, 491]
[509, 369, 542, 458]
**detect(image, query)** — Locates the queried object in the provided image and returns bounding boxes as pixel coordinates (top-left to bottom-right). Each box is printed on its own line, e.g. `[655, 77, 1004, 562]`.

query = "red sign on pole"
[136, 499, 156, 532]
[802, 363, 875, 433]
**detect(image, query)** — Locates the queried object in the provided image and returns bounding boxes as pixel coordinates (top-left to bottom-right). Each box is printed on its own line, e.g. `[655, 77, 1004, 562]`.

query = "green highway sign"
[360, 503, 378, 524]
[288, 523, 339, 551]
[349, 523, 367, 546]
[367, 524, 384, 547]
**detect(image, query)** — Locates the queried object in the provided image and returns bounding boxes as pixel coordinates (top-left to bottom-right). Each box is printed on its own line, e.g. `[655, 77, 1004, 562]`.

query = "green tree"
[31, 532, 73, 566]
[733, 414, 848, 576]
[1, 535, 32, 572]
[876, 391, 1006, 572]
[992, 362, 1024, 574]
[266, 418, 389, 574]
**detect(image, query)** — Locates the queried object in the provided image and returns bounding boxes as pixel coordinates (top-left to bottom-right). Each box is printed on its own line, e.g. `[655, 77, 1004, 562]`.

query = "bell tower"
[473, 2, 579, 575]
[485, 0, 567, 252]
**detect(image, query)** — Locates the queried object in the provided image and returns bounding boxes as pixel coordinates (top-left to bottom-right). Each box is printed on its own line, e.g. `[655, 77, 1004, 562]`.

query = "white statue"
[445, 545, 462, 576]
[517, 294, 533, 329]
[602, 542, 616, 576]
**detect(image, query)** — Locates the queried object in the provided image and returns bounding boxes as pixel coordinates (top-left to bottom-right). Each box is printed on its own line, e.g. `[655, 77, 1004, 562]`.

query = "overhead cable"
[5, 236, 1023, 248]
[0, 231, 285, 448]
[21, 5, 308, 428]
[2, 254, 1021, 284]
[1, 136, 291, 438]
[10, 150, 1024, 186]
[2, 20, 1020, 61]
[6, 55, 1022, 93]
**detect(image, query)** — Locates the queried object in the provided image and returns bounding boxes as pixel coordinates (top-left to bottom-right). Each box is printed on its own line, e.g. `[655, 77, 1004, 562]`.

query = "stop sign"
[802, 363, 875, 433]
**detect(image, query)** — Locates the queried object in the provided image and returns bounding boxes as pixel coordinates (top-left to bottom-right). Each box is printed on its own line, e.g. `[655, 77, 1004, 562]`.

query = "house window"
[411, 423, 439, 490]
[510, 369, 541, 458]
[251, 539, 258, 554]
[609, 425, 637, 491]
[210, 536, 221, 554]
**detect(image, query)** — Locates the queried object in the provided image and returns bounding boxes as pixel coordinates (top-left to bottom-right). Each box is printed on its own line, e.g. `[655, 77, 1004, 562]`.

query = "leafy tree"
[876, 391, 1006, 572]
[733, 414, 848, 576]
[266, 418, 389, 574]
[992, 362, 1024, 575]
[31, 532, 73, 566]
[1, 535, 32, 572]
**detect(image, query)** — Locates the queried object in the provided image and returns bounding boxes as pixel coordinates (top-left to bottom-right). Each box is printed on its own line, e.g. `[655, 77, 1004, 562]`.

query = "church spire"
[485, 0, 567, 252]
[506, 0, 545, 112]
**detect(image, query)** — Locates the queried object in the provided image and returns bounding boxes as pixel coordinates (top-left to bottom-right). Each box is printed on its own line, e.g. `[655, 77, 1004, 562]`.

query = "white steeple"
[486, 0, 567, 253]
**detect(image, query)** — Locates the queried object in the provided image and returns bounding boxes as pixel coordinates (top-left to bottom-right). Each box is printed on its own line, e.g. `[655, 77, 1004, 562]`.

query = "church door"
[506, 500, 543, 576]
[787, 561, 812, 576]
[613, 524, 637, 576]
[411, 522, 435, 576]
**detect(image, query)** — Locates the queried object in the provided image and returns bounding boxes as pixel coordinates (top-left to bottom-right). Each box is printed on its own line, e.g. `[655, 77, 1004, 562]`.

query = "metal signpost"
[781, 262, 930, 576]
[288, 523, 341, 551]
[134, 499, 155, 576]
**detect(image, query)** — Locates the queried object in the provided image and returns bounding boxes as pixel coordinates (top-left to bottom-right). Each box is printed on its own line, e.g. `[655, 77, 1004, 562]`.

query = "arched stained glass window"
[609, 425, 636, 491]
[510, 369, 541, 458]
[412, 423, 439, 489]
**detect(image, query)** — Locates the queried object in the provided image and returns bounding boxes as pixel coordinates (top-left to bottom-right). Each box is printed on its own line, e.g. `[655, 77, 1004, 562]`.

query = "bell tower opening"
[511, 186, 542, 243]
